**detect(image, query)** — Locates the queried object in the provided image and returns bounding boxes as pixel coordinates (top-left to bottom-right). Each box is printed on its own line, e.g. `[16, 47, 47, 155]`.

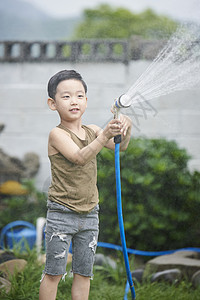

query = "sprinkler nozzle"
[113, 94, 131, 109]
[112, 94, 131, 144]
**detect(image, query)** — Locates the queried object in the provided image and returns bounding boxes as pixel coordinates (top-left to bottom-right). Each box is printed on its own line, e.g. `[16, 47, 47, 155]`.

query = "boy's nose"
[70, 97, 78, 104]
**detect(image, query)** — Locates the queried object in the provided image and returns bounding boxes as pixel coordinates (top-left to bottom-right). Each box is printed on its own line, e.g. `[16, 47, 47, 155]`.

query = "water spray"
[112, 22, 200, 300]
[123, 23, 200, 107]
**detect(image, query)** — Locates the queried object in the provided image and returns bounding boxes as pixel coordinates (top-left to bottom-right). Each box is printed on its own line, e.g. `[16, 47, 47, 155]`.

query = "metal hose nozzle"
[112, 94, 131, 144]
[113, 94, 131, 109]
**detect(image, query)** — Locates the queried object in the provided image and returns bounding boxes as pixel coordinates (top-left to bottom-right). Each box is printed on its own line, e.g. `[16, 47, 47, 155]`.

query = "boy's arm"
[89, 114, 132, 151]
[48, 118, 123, 166]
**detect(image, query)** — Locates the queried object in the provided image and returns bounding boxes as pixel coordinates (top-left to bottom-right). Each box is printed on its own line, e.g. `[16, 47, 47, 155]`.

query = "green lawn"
[0, 250, 199, 300]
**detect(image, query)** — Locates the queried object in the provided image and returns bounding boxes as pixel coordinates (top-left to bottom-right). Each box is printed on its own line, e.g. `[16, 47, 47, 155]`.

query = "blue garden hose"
[113, 141, 200, 299]
[115, 142, 136, 300]
[97, 242, 200, 256]
[112, 100, 200, 299]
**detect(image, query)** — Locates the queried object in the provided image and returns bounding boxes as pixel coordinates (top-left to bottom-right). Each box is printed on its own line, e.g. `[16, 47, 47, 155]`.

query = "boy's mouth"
[70, 108, 79, 112]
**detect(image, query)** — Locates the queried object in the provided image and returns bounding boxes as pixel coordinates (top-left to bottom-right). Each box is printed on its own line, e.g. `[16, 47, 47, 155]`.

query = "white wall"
[0, 61, 200, 191]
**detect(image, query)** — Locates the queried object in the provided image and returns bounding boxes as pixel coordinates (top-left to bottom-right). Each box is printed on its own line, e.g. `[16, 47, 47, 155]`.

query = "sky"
[23, 0, 200, 22]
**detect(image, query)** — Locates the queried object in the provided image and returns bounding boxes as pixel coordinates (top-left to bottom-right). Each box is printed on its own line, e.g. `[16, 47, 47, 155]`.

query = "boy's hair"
[47, 70, 87, 99]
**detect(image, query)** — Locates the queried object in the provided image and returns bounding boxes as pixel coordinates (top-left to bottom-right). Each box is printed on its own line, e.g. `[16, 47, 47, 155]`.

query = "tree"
[73, 4, 178, 40]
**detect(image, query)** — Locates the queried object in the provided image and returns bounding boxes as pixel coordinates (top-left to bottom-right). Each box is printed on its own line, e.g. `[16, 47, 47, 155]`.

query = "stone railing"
[0, 40, 129, 64]
[0, 38, 168, 64]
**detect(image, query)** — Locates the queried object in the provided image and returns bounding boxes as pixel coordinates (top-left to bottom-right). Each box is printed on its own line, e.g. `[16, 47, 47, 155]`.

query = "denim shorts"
[44, 200, 99, 278]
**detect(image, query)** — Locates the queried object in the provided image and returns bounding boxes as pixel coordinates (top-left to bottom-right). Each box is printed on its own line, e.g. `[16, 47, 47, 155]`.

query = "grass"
[0, 249, 200, 300]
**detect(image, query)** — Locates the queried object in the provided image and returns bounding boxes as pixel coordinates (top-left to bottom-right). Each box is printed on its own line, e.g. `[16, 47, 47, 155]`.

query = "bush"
[97, 137, 200, 251]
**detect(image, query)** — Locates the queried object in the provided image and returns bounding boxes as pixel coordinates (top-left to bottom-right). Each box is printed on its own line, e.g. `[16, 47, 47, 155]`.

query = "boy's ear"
[48, 98, 57, 111]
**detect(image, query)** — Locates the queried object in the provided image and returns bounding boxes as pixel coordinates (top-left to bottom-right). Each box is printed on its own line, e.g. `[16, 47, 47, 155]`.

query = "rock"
[151, 268, 181, 283]
[94, 253, 117, 269]
[67, 253, 72, 264]
[172, 250, 200, 259]
[0, 259, 27, 279]
[94, 253, 106, 266]
[37, 254, 46, 265]
[131, 268, 144, 284]
[22, 152, 40, 178]
[0, 251, 16, 264]
[0, 149, 24, 184]
[0, 277, 11, 293]
[0, 149, 40, 186]
[0, 124, 5, 133]
[144, 251, 200, 280]
[191, 270, 200, 288]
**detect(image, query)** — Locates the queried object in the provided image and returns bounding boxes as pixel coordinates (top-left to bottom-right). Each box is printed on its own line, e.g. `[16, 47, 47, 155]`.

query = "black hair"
[47, 70, 87, 99]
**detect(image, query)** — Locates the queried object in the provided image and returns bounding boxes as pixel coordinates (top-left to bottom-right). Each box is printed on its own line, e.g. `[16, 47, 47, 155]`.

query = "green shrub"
[97, 137, 200, 251]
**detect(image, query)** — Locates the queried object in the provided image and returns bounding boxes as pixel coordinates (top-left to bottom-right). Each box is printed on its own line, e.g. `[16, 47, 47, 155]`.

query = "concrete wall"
[0, 61, 200, 191]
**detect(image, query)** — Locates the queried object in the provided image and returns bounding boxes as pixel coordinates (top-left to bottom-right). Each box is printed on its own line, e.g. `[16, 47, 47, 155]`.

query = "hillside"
[0, 0, 80, 41]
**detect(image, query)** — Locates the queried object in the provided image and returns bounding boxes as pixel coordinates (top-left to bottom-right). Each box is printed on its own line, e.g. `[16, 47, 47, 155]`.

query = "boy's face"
[48, 79, 87, 121]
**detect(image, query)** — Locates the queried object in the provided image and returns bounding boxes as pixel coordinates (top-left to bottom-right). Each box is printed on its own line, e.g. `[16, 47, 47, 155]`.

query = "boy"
[39, 70, 132, 300]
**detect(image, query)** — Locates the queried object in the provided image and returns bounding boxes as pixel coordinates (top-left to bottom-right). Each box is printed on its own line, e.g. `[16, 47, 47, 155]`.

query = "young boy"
[39, 70, 132, 300]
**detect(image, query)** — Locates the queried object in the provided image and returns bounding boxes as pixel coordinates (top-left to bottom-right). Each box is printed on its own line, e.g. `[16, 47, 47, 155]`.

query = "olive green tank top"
[48, 124, 99, 213]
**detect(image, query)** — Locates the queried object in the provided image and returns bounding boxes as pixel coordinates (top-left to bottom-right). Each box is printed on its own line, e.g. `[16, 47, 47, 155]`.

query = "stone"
[172, 250, 200, 259]
[0, 122, 39, 186]
[67, 253, 72, 264]
[94, 253, 117, 269]
[0, 148, 39, 190]
[144, 251, 200, 280]
[0, 251, 16, 264]
[37, 254, 46, 265]
[151, 268, 182, 283]
[94, 253, 107, 266]
[191, 270, 200, 288]
[0, 259, 27, 279]
[0, 149, 25, 184]
[0, 277, 11, 293]
[22, 152, 40, 178]
[0, 124, 4, 133]
[131, 268, 144, 284]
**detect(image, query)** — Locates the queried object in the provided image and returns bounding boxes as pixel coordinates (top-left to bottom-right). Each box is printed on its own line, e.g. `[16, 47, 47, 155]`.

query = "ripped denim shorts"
[44, 200, 99, 278]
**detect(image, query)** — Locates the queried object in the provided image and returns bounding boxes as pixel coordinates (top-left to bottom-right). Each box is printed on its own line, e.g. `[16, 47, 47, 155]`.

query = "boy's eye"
[78, 95, 84, 98]
[62, 95, 70, 99]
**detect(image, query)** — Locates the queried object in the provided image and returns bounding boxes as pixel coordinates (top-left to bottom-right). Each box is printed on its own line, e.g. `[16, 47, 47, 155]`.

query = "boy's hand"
[119, 114, 132, 137]
[103, 119, 122, 140]
[103, 114, 132, 140]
